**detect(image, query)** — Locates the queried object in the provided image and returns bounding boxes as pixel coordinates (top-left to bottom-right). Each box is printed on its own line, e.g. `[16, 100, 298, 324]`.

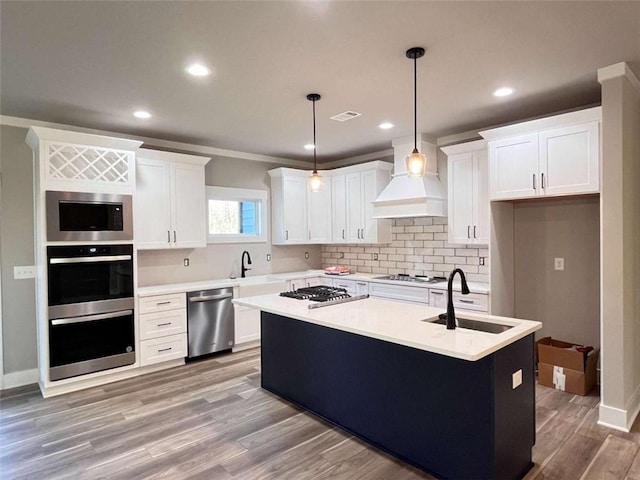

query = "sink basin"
[425, 315, 514, 334]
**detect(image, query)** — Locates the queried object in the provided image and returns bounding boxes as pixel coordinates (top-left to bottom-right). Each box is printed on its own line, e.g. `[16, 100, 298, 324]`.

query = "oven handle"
[189, 293, 233, 303]
[51, 309, 133, 326]
[49, 255, 132, 264]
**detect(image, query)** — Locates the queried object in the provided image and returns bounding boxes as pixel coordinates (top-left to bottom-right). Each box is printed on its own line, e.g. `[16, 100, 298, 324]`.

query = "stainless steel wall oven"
[47, 244, 135, 381]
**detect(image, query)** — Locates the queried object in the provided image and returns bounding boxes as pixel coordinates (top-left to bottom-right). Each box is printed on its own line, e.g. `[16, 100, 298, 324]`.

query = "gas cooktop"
[374, 274, 447, 284]
[280, 286, 350, 302]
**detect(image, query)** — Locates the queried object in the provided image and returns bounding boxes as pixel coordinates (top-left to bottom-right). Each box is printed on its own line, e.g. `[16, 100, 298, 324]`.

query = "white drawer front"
[453, 292, 488, 312]
[139, 309, 187, 340]
[138, 293, 186, 314]
[368, 283, 429, 304]
[140, 333, 187, 366]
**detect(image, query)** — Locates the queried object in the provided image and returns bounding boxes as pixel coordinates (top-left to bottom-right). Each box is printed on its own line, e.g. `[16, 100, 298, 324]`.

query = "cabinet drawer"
[140, 333, 187, 366]
[139, 309, 187, 340]
[453, 292, 488, 312]
[369, 282, 429, 304]
[138, 293, 186, 314]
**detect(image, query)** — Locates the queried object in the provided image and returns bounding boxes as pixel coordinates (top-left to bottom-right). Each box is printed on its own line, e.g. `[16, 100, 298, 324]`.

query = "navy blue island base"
[260, 311, 535, 480]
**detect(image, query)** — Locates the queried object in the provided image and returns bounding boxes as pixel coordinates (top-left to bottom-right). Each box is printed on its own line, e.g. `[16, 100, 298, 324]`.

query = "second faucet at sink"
[241, 250, 252, 278]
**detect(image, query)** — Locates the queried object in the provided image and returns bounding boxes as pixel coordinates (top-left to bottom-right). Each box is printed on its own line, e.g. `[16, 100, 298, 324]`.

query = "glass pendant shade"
[309, 170, 323, 192]
[406, 148, 426, 178]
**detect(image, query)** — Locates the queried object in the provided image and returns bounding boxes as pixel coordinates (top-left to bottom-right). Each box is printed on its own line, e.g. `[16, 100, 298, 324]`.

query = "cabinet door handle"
[173, 230, 177, 243]
[157, 322, 172, 327]
[167, 231, 171, 243]
[431, 291, 444, 295]
[467, 226, 471, 239]
[285, 230, 289, 240]
[309, 230, 311, 240]
[459, 299, 474, 304]
[342, 229, 345, 240]
[158, 347, 173, 353]
[473, 226, 477, 238]
[542, 173, 545, 189]
[533, 174, 537, 190]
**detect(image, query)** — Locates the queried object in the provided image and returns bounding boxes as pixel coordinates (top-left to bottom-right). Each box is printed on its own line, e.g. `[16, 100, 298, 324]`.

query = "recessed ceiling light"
[133, 110, 152, 119]
[379, 122, 394, 130]
[493, 87, 515, 97]
[185, 63, 212, 77]
[304, 144, 315, 150]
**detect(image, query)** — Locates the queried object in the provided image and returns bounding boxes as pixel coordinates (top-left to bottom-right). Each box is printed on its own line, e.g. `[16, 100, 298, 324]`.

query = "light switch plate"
[512, 369, 523, 389]
[14, 265, 37, 279]
[554, 257, 564, 271]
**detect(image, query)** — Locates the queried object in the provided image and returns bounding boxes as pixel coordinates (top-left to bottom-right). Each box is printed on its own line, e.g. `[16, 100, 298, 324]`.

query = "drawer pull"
[157, 347, 173, 353]
[156, 301, 172, 306]
[431, 291, 444, 295]
[459, 299, 474, 304]
[357, 282, 367, 286]
[157, 322, 172, 327]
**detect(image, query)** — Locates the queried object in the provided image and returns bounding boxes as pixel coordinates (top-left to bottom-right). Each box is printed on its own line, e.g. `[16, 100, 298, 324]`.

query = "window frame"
[205, 186, 268, 244]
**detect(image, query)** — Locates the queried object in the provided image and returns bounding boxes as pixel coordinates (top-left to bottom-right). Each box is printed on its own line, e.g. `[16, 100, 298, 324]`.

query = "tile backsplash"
[321, 217, 489, 283]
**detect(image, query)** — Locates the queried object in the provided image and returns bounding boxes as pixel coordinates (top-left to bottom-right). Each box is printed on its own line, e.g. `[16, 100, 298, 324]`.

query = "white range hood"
[371, 135, 447, 218]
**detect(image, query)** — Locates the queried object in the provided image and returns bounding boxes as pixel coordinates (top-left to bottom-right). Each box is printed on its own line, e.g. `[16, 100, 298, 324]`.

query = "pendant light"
[405, 47, 427, 178]
[307, 93, 323, 192]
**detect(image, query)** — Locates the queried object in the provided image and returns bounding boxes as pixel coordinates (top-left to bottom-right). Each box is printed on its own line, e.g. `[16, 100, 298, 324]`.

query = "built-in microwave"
[46, 191, 133, 242]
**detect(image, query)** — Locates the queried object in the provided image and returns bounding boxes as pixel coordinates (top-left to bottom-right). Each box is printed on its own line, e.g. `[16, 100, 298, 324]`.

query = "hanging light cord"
[413, 53, 418, 152]
[312, 98, 318, 173]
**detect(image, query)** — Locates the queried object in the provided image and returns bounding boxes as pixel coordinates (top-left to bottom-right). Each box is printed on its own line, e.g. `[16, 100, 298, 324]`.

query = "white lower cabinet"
[234, 305, 260, 349]
[138, 293, 187, 366]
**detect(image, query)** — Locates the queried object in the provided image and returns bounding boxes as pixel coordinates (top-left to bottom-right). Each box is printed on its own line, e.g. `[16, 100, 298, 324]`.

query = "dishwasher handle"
[189, 293, 233, 303]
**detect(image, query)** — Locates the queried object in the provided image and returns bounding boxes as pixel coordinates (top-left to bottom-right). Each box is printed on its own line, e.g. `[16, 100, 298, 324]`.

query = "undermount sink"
[425, 315, 514, 334]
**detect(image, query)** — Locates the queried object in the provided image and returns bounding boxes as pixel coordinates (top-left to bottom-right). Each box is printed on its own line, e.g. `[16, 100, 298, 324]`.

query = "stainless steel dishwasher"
[187, 287, 234, 358]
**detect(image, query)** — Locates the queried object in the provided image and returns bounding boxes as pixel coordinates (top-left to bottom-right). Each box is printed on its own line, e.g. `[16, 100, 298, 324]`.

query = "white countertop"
[138, 269, 490, 297]
[233, 294, 540, 361]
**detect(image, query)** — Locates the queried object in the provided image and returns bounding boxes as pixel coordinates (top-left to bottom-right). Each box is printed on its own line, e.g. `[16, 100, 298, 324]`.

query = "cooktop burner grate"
[280, 285, 350, 302]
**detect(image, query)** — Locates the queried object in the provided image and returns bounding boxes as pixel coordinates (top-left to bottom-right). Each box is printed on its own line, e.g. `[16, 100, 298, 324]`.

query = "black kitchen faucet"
[445, 268, 470, 330]
[241, 250, 252, 278]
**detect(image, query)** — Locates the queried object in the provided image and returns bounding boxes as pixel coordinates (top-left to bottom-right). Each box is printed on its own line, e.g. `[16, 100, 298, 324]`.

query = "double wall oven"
[47, 244, 135, 381]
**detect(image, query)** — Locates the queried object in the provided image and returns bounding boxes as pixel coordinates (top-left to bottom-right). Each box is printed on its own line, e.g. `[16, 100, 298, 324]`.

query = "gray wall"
[137, 154, 321, 286]
[513, 197, 600, 349]
[0, 125, 37, 374]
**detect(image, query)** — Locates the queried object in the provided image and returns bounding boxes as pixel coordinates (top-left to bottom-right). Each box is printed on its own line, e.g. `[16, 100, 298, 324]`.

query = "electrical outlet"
[183, 258, 189, 267]
[512, 369, 523, 389]
[339, 252, 344, 259]
[373, 253, 379, 260]
[14, 265, 37, 279]
[554, 257, 565, 271]
[266, 254, 271, 262]
[479, 257, 485, 266]
[304, 251, 309, 259]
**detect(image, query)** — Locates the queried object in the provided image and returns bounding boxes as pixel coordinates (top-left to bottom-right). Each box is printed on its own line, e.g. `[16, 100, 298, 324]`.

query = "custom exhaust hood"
[371, 135, 447, 218]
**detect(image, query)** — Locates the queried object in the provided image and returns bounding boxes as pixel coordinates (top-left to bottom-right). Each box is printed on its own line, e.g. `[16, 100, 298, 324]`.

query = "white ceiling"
[1, 1, 639, 163]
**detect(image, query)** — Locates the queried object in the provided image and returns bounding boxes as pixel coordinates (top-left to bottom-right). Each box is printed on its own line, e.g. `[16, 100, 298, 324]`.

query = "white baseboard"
[2, 368, 39, 390]
[598, 383, 640, 432]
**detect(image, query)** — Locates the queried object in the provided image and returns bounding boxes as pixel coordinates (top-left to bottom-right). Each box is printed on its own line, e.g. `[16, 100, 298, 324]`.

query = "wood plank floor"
[1, 348, 639, 480]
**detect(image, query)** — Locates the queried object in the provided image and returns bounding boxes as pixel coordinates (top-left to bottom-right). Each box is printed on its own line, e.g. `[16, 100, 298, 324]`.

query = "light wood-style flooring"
[1, 348, 639, 480]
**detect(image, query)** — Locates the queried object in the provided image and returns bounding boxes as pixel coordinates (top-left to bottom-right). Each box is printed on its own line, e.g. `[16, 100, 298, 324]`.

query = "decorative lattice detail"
[48, 143, 130, 184]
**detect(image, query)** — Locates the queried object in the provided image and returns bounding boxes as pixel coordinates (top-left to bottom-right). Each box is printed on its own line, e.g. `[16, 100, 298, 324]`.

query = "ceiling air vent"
[330, 111, 362, 122]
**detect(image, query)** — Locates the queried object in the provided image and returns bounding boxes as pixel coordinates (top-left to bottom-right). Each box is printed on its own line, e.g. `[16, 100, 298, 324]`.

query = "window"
[206, 186, 268, 243]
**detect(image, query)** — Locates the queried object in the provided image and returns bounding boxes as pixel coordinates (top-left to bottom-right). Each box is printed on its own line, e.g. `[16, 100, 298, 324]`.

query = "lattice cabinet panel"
[46, 142, 133, 187]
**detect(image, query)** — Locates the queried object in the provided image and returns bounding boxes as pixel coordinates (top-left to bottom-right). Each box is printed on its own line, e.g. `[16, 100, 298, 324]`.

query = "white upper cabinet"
[343, 165, 392, 244]
[331, 175, 347, 242]
[481, 107, 601, 201]
[26, 126, 142, 194]
[135, 149, 210, 250]
[269, 161, 391, 245]
[442, 140, 489, 245]
[308, 176, 333, 243]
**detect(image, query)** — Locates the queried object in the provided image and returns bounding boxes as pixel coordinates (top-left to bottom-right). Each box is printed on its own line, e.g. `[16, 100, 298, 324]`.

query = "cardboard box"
[536, 337, 599, 395]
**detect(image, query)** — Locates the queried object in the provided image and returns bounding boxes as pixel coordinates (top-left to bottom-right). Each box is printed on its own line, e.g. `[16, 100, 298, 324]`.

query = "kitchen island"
[233, 294, 541, 480]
